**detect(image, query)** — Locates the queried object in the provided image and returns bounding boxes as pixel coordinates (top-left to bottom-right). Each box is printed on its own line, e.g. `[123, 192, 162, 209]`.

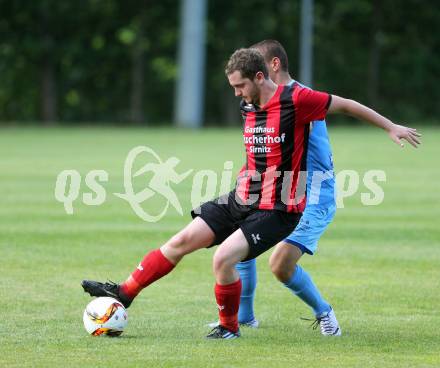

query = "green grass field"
[1, 126, 439, 368]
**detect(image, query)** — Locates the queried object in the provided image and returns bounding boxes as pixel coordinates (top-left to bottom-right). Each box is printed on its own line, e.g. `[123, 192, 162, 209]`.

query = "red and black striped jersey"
[235, 82, 331, 213]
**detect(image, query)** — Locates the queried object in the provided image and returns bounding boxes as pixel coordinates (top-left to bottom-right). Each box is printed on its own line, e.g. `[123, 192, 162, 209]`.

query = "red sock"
[120, 249, 175, 299]
[215, 279, 242, 333]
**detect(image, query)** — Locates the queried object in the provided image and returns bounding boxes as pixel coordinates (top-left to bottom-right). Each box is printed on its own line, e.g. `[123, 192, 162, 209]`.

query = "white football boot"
[316, 307, 341, 336]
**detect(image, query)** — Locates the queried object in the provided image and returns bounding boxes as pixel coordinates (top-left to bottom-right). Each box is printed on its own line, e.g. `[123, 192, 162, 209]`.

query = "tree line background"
[0, 0, 439, 126]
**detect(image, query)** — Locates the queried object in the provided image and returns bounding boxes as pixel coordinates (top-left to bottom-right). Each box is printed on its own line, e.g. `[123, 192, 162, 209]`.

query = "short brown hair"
[225, 48, 269, 80]
[251, 40, 289, 72]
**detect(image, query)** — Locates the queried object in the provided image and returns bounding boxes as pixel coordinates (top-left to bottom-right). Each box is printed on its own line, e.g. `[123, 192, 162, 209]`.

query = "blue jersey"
[287, 80, 336, 208]
[306, 121, 336, 207]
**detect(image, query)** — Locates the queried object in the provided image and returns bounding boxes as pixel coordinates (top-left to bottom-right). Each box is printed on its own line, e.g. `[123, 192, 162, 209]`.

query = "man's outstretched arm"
[327, 95, 422, 148]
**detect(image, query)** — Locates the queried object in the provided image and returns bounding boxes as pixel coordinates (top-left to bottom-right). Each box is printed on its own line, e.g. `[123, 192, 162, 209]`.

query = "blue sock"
[284, 264, 331, 317]
[235, 259, 257, 323]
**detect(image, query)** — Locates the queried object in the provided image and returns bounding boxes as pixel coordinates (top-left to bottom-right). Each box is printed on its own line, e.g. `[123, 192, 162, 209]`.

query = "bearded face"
[247, 81, 261, 105]
[227, 70, 263, 105]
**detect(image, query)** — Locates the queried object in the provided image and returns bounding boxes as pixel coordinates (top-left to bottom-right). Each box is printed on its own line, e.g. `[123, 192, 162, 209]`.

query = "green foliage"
[0, 1, 439, 124]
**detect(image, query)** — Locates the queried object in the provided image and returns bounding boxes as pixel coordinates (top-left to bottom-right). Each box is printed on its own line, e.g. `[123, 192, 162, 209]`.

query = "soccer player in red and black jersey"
[82, 47, 420, 340]
[205, 48, 420, 339]
[214, 40, 422, 337]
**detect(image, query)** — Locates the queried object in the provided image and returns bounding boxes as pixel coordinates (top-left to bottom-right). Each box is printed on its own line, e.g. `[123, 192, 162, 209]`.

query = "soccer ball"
[83, 297, 128, 336]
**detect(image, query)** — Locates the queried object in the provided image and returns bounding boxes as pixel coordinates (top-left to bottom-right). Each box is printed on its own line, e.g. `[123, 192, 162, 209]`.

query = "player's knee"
[167, 231, 193, 256]
[272, 267, 291, 283]
[168, 233, 183, 248]
[213, 250, 232, 275]
[212, 252, 224, 274]
[269, 257, 291, 283]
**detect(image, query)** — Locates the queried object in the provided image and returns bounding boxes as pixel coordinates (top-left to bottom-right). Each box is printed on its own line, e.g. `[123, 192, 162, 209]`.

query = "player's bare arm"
[328, 95, 422, 148]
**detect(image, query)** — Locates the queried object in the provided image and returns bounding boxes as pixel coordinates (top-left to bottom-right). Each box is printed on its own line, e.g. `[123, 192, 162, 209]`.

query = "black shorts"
[191, 191, 301, 261]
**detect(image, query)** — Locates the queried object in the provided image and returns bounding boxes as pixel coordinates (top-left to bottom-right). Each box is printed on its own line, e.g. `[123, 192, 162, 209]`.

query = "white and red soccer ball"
[83, 297, 128, 336]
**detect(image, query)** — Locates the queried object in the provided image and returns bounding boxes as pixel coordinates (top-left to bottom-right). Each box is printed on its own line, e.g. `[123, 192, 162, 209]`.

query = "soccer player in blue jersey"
[255, 39, 340, 335]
